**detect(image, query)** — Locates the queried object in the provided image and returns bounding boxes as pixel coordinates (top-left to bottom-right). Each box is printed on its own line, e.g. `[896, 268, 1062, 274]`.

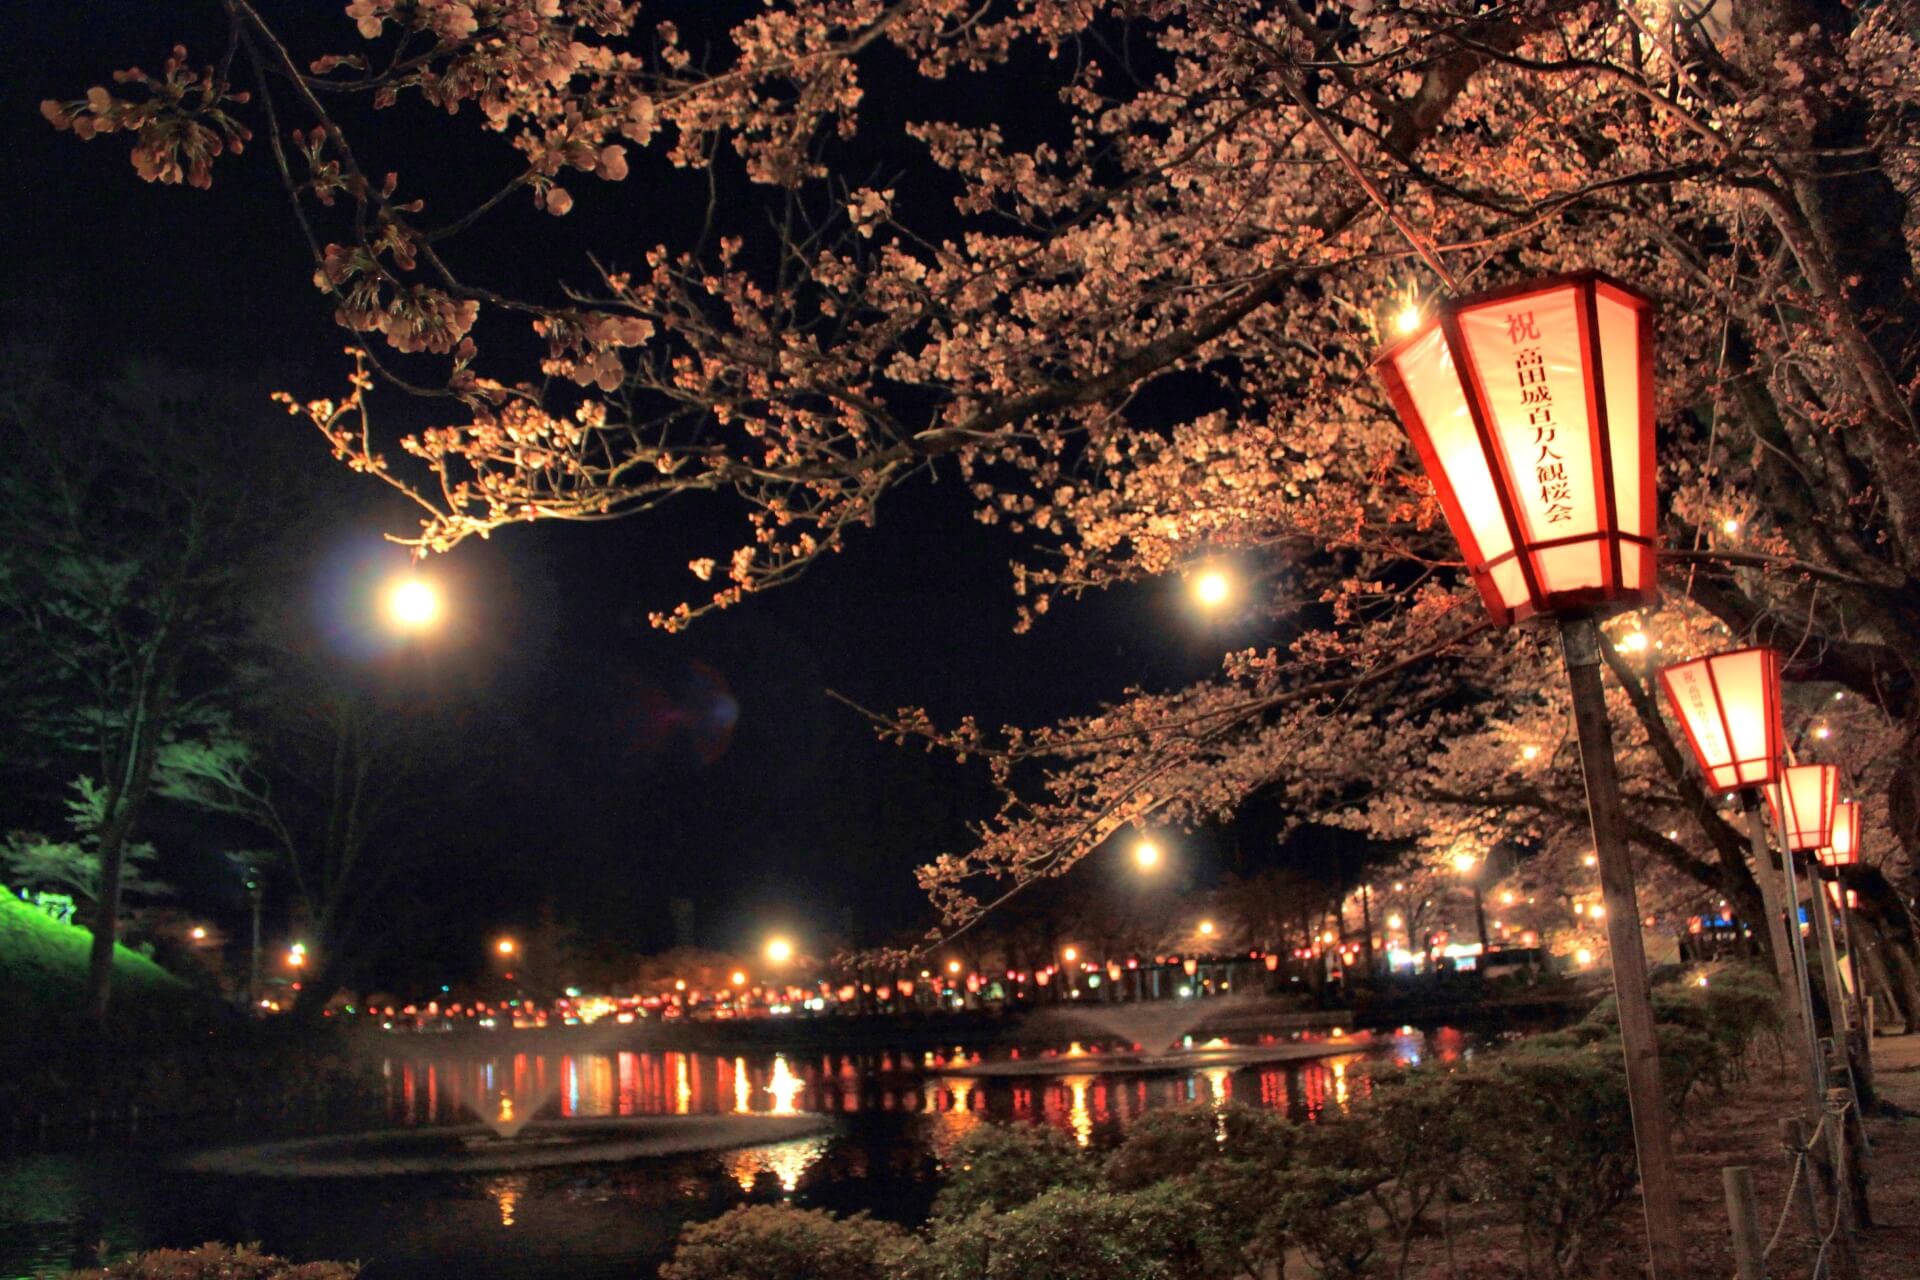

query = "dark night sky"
[3, 3, 1273, 979]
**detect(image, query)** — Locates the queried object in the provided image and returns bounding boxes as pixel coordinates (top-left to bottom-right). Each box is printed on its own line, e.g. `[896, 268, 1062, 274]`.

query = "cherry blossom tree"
[47, 1, 1920, 992]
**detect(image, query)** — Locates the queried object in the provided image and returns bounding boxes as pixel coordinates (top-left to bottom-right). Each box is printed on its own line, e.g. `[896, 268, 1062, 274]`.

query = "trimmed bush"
[931, 1122, 1095, 1220]
[915, 1183, 1236, 1280]
[660, 1206, 915, 1280]
[66, 1243, 357, 1279]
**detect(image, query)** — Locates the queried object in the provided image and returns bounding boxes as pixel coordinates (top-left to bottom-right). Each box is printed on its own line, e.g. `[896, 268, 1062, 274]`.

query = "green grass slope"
[0, 889, 185, 1022]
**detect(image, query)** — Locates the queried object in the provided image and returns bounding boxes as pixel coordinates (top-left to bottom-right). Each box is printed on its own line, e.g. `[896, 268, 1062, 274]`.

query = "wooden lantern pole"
[1560, 614, 1687, 1279]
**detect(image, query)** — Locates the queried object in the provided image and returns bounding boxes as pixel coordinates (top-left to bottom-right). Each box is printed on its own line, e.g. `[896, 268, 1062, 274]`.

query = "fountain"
[176, 1062, 832, 1178]
[939, 995, 1371, 1079]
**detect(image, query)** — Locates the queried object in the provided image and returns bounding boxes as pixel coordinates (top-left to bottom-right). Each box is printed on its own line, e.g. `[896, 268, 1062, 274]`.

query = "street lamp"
[496, 937, 517, 957]
[765, 935, 794, 965]
[1765, 763, 1839, 853]
[383, 573, 443, 632]
[1658, 648, 1832, 1119]
[1376, 271, 1681, 1277]
[1190, 567, 1234, 609]
[1133, 838, 1161, 870]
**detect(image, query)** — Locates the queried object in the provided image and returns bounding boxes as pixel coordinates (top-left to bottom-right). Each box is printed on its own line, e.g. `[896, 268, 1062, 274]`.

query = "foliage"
[1344, 1069, 1471, 1279]
[931, 1121, 1095, 1220]
[2, 776, 172, 907]
[915, 1183, 1235, 1280]
[1456, 1049, 1640, 1278]
[47, 0, 1920, 984]
[660, 1206, 915, 1280]
[65, 1243, 357, 1280]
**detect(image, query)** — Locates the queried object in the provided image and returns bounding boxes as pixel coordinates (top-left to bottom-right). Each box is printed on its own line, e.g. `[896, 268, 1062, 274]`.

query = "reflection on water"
[0, 1029, 1471, 1280]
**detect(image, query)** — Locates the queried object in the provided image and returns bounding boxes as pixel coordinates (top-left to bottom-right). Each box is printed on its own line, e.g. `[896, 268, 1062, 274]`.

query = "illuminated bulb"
[1499, 891, 1515, 906]
[1134, 839, 1161, 870]
[496, 938, 516, 956]
[1386, 913, 1404, 929]
[1590, 905, 1606, 920]
[1574, 902, 1586, 915]
[731, 971, 747, 986]
[1618, 632, 1649, 653]
[383, 576, 442, 631]
[190, 926, 207, 940]
[1063, 946, 1079, 962]
[1191, 569, 1232, 608]
[1667, 830, 1679, 840]
[947, 960, 961, 974]
[1576, 948, 1595, 967]
[1521, 745, 1540, 761]
[765, 936, 794, 964]
[1452, 852, 1476, 874]
[1393, 303, 1422, 334]
[1721, 518, 1741, 535]
[1583, 853, 1598, 867]
[1198, 920, 1215, 936]
[1815, 725, 1831, 740]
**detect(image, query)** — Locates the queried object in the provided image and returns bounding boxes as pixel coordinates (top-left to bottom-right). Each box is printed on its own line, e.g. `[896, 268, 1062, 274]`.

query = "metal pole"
[1559, 615, 1687, 1280]
[1743, 792, 1824, 1115]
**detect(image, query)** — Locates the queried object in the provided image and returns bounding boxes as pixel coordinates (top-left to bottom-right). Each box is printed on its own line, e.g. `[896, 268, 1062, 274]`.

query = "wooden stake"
[1722, 1166, 1765, 1280]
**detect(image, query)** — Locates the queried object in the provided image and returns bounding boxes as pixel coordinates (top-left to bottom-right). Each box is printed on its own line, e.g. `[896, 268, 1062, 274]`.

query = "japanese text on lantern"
[1508, 311, 1571, 524]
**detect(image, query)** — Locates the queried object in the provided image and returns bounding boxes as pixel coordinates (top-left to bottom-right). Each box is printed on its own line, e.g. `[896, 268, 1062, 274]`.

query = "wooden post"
[1722, 1166, 1765, 1280]
[1559, 615, 1688, 1280]
[1808, 867, 1853, 1037]
[1744, 792, 1825, 1116]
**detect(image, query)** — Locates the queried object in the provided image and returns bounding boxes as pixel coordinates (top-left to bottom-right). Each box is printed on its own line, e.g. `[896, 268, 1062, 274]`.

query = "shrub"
[914, 1183, 1236, 1280]
[1101, 1102, 1294, 1191]
[1345, 1068, 1470, 1279]
[659, 1206, 915, 1280]
[1458, 1049, 1638, 1278]
[931, 1122, 1095, 1220]
[66, 1243, 357, 1279]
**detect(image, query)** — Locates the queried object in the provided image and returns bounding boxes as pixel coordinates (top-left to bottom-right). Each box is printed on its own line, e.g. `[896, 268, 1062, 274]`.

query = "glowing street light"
[190, 926, 208, 941]
[1393, 302, 1423, 335]
[496, 937, 517, 957]
[1062, 946, 1079, 963]
[947, 959, 962, 975]
[765, 936, 794, 965]
[731, 971, 748, 987]
[1450, 851, 1477, 875]
[1376, 270, 1681, 1276]
[382, 573, 443, 632]
[1133, 839, 1161, 870]
[287, 942, 307, 968]
[1197, 920, 1215, 937]
[1190, 568, 1234, 609]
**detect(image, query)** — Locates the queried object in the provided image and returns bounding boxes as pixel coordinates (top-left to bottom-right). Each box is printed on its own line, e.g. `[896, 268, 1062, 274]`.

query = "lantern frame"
[1656, 647, 1785, 793]
[1764, 763, 1839, 853]
[1375, 270, 1658, 628]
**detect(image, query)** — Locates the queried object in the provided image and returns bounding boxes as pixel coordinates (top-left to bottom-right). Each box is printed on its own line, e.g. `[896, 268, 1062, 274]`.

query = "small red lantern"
[1107, 962, 1122, 982]
[1182, 958, 1199, 977]
[1658, 648, 1784, 792]
[1375, 272, 1657, 627]
[1765, 764, 1839, 852]
[1263, 953, 1280, 972]
[1821, 800, 1861, 868]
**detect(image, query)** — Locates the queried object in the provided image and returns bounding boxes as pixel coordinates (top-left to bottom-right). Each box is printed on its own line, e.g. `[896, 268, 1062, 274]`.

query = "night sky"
[3, 3, 1270, 978]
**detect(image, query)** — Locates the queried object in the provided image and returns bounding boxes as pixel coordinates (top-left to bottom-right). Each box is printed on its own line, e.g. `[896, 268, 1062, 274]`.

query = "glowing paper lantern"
[1264, 953, 1280, 972]
[1657, 648, 1784, 792]
[1765, 764, 1839, 852]
[1182, 958, 1199, 976]
[1821, 801, 1860, 868]
[1375, 272, 1657, 627]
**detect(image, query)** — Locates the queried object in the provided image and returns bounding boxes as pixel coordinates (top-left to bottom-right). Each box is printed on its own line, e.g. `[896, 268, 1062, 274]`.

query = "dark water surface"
[0, 1028, 1471, 1279]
